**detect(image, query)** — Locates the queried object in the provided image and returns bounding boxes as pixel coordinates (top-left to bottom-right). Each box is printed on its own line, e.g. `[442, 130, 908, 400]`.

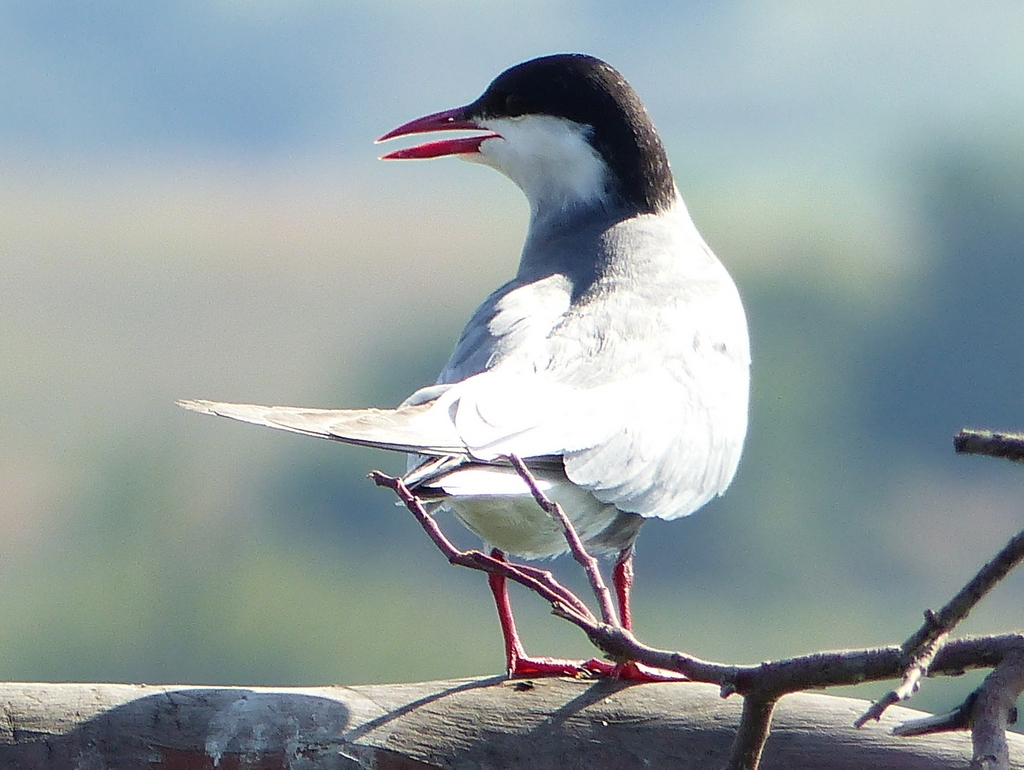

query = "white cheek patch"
[471, 116, 611, 214]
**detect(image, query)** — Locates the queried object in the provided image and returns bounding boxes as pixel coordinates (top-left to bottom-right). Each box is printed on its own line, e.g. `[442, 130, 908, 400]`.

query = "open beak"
[376, 106, 499, 160]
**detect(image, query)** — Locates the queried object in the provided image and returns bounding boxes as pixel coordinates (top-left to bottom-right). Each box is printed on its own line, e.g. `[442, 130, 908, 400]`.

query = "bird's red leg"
[488, 547, 683, 681]
[487, 549, 529, 672]
[607, 545, 688, 682]
[487, 548, 616, 677]
[612, 545, 635, 630]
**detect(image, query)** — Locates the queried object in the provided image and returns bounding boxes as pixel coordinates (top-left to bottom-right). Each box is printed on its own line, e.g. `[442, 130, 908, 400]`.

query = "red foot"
[508, 655, 687, 682]
[601, 659, 689, 682]
[508, 655, 598, 678]
[489, 549, 685, 683]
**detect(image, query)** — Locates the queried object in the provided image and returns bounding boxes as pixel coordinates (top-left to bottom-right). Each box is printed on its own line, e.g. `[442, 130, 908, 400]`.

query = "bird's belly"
[437, 472, 621, 559]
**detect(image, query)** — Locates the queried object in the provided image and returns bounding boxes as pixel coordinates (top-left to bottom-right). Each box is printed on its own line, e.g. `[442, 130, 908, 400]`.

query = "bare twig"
[934, 527, 1024, 635]
[855, 626, 948, 727]
[955, 429, 1024, 464]
[505, 454, 620, 626]
[726, 695, 777, 770]
[858, 525, 1024, 725]
[888, 646, 1024, 753]
[947, 429, 1024, 654]
[368, 470, 595, 624]
[863, 429, 1024, 729]
[969, 648, 1024, 770]
[892, 695, 975, 737]
[856, 691, 904, 729]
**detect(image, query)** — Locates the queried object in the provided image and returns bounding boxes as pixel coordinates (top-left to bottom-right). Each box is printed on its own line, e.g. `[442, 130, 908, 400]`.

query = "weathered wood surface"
[0, 677, 1015, 768]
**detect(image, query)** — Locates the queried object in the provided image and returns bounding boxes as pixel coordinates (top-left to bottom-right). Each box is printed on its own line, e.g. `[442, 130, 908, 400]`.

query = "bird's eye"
[503, 92, 525, 116]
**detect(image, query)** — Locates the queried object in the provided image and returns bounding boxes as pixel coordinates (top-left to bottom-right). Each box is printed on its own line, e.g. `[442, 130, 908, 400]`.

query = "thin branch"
[856, 691, 904, 730]
[505, 454, 620, 626]
[969, 648, 1024, 770]
[858, 524, 1024, 725]
[955, 429, 1024, 464]
[933, 527, 1024, 634]
[892, 695, 975, 737]
[855, 627, 948, 727]
[726, 696, 777, 770]
[368, 470, 595, 624]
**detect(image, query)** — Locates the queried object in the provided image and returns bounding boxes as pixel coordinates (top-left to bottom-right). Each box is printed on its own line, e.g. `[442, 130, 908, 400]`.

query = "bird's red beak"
[376, 106, 499, 160]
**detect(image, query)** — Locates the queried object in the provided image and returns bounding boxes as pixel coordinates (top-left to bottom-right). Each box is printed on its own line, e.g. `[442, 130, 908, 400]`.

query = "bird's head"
[377, 54, 676, 221]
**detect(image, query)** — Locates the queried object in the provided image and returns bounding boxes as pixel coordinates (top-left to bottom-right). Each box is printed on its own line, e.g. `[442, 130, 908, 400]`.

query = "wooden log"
[0, 677, 1016, 768]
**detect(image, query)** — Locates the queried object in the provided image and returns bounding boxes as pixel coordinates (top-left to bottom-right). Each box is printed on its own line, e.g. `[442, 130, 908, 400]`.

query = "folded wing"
[445, 366, 748, 522]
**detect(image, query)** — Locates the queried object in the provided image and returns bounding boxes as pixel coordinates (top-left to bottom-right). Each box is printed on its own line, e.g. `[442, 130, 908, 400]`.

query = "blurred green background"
[2, 1, 1024, 717]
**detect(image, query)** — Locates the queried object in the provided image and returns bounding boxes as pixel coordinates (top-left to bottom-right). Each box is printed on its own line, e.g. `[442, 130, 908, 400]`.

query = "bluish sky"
[4, 2, 1022, 165]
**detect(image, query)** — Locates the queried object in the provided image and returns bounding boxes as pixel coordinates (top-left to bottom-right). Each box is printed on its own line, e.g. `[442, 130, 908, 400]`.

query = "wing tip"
[176, 398, 220, 415]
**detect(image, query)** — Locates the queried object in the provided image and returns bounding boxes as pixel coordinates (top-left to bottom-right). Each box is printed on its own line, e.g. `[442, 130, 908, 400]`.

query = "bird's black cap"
[464, 54, 675, 215]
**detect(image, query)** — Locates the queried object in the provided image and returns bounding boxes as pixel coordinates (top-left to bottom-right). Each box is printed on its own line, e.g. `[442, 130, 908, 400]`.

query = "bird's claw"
[509, 655, 686, 682]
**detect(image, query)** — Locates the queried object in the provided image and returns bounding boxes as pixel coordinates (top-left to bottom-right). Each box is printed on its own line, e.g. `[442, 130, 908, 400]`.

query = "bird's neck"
[516, 202, 627, 285]
[525, 190, 616, 236]
[516, 190, 687, 285]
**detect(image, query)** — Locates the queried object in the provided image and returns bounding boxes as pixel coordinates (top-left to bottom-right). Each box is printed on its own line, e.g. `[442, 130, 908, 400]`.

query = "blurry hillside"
[2, 2, 1023, 716]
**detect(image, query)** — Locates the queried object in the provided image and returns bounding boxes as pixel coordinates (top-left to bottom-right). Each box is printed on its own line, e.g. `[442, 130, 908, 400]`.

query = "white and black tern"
[180, 53, 750, 679]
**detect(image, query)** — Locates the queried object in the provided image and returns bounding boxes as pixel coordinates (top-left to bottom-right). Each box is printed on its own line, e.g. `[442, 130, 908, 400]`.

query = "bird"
[179, 53, 750, 679]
